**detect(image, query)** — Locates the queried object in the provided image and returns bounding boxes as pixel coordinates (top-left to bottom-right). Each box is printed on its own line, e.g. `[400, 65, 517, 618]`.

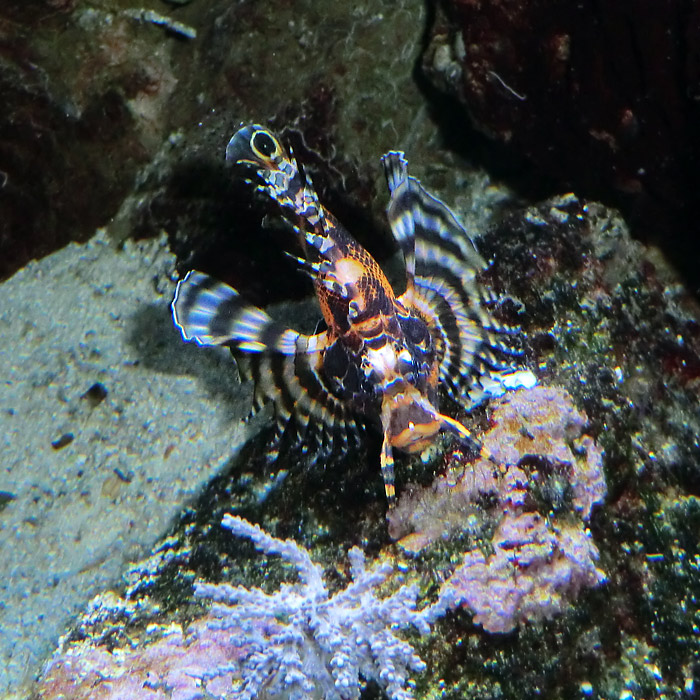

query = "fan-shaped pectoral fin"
[172, 270, 328, 354]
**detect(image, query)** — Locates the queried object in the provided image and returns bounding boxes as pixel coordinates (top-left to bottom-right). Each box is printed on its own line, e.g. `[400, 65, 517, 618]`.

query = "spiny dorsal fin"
[382, 151, 416, 304]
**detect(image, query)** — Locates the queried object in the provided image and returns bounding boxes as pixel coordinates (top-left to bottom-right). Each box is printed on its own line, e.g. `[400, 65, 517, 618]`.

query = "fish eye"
[251, 130, 278, 157]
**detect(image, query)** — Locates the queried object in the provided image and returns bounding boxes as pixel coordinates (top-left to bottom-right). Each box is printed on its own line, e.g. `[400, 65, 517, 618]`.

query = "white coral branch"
[193, 514, 432, 700]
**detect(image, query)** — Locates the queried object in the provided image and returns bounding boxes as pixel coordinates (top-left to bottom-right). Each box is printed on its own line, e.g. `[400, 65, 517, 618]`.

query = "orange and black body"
[172, 125, 515, 507]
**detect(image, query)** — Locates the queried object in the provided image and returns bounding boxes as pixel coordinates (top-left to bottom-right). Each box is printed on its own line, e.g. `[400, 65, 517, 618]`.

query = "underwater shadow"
[126, 300, 251, 423]
[180, 431, 392, 560]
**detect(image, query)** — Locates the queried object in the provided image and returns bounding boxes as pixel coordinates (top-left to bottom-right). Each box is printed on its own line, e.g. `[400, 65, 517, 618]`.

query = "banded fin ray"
[283, 250, 351, 301]
[385, 164, 519, 401]
[382, 152, 416, 302]
[172, 271, 327, 354]
[240, 342, 363, 463]
[174, 269, 361, 463]
[384, 160, 486, 283]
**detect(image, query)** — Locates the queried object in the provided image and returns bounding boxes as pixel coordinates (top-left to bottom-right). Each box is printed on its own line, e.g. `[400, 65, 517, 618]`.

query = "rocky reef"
[423, 0, 700, 287]
[1, 1, 698, 699]
[28, 187, 700, 699]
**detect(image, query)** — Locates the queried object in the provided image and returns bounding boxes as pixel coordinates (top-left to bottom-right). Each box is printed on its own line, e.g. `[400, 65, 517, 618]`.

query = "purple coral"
[482, 384, 607, 520]
[438, 511, 605, 634]
[38, 516, 435, 700]
[37, 614, 251, 700]
[388, 385, 607, 634]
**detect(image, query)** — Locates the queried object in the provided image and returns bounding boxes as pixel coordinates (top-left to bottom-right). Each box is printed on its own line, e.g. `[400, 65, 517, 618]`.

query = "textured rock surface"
[424, 0, 700, 286]
[0, 232, 250, 696]
[0, 0, 430, 285]
[443, 513, 604, 634]
[0, 1, 183, 279]
[388, 386, 606, 549]
[2, 1, 700, 698]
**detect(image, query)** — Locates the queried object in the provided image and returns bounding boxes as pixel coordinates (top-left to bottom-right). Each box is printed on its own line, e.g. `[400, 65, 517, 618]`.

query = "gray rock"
[0, 231, 250, 697]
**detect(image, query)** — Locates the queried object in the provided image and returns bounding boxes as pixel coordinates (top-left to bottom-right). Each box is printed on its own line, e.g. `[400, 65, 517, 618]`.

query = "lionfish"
[172, 125, 515, 507]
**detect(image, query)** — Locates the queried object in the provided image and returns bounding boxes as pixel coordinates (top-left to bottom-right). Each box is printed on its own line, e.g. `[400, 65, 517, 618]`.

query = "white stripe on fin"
[172, 270, 327, 354]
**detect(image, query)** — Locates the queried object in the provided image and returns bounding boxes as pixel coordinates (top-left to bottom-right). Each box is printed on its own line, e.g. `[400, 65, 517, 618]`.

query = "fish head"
[226, 124, 300, 197]
[383, 389, 442, 454]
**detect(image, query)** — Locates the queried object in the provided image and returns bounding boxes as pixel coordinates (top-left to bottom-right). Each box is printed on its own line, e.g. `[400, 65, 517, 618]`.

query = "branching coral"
[38, 516, 438, 700]
[193, 514, 431, 700]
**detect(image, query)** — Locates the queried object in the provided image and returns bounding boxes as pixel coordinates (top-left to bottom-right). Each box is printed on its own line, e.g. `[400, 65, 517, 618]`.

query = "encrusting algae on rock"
[388, 384, 607, 633]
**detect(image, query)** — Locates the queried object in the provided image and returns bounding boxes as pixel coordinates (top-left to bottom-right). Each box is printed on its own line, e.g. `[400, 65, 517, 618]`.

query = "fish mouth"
[382, 383, 480, 455]
[389, 416, 441, 453]
[382, 391, 452, 453]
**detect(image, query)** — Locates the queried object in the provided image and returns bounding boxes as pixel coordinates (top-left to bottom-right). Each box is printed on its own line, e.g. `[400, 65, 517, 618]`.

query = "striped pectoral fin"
[406, 279, 476, 400]
[172, 270, 327, 354]
[410, 248, 525, 400]
[403, 174, 486, 277]
[241, 340, 362, 464]
[382, 150, 409, 194]
[383, 155, 490, 299]
[398, 171, 517, 392]
[288, 346, 362, 459]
